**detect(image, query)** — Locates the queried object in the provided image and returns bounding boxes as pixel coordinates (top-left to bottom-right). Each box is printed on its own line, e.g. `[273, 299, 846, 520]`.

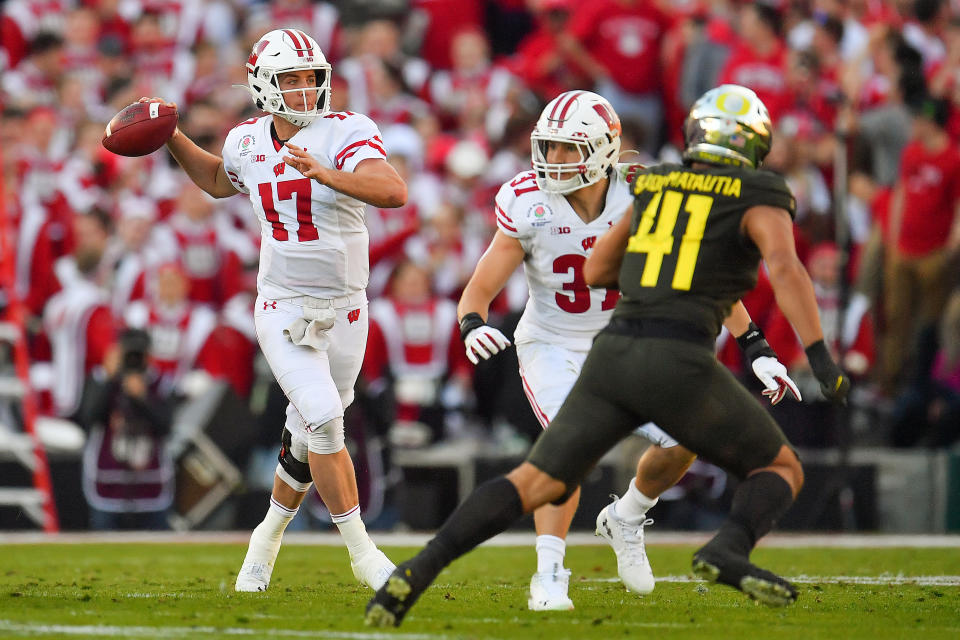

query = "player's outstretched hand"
[751, 356, 802, 405]
[284, 142, 329, 184]
[804, 340, 851, 404]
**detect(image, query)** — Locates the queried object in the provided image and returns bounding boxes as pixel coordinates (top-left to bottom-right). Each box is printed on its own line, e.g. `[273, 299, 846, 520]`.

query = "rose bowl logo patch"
[239, 134, 256, 156]
[528, 202, 553, 227]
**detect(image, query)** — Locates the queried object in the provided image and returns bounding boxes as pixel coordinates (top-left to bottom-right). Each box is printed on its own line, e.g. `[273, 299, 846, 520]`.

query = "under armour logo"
[273, 162, 285, 177]
[263, 300, 277, 310]
[347, 309, 361, 324]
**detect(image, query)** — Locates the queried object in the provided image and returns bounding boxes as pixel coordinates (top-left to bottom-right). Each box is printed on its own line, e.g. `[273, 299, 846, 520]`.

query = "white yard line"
[0, 621, 447, 640]
[1, 531, 960, 547]
[583, 575, 960, 586]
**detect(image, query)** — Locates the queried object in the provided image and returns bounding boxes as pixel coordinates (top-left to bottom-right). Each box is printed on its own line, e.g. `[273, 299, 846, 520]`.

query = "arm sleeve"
[493, 181, 529, 240]
[221, 127, 250, 194]
[331, 113, 388, 172]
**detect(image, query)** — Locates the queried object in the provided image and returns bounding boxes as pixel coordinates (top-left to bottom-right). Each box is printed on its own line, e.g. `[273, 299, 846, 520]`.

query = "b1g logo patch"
[239, 134, 256, 156]
[528, 203, 553, 227]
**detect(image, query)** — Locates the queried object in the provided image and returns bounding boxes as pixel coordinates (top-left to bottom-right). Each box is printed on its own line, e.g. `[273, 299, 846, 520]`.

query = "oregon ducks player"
[365, 85, 850, 626]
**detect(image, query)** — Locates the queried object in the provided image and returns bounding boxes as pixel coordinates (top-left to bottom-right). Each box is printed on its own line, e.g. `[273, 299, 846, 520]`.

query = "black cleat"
[364, 562, 424, 627]
[692, 547, 797, 607]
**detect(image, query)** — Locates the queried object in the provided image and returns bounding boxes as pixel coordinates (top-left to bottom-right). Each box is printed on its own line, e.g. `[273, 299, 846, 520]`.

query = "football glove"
[459, 312, 511, 365]
[737, 322, 801, 406]
[805, 340, 851, 404]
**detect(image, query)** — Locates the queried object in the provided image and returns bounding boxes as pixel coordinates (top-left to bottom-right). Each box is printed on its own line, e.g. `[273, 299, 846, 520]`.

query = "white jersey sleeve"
[325, 112, 387, 173]
[493, 170, 539, 244]
[221, 119, 256, 195]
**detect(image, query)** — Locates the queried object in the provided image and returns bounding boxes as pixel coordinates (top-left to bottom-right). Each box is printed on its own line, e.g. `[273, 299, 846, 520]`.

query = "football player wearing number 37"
[367, 85, 850, 627]
[144, 28, 405, 594]
[454, 90, 800, 612]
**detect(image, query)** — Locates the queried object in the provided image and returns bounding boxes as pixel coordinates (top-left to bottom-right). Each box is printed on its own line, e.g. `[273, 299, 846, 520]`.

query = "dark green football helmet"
[682, 84, 772, 169]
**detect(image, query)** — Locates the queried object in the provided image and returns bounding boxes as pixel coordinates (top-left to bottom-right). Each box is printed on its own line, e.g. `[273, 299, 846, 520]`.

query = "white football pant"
[516, 340, 677, 448]
[254, 294, 368, 453]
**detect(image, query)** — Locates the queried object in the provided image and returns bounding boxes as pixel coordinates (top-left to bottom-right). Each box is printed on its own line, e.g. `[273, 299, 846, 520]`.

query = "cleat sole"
[385, 575, 412, 601]
[364, 604, 396, 627]
[740, 576, 796, 607]
[692, 558, 721, 583]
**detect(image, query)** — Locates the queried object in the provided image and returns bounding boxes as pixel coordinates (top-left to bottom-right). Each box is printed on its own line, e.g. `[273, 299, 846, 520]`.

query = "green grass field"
[0, 540, 958, 639]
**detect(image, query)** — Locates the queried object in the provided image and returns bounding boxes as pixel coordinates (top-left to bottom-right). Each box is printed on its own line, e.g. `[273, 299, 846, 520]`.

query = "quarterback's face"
[277, 70, 319, 112]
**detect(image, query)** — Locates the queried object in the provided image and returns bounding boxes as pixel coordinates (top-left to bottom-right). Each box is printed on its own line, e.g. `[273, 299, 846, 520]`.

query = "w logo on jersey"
[582, 236, 597, 251]
[347, 309, 361, 324]
[273, 162, 285, 177]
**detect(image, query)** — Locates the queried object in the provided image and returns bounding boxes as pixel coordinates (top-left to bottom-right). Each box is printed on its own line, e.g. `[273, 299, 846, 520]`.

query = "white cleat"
[595, 497, 655, 594]
[235, 560, 272, 592]
[351, 547, 396, 590]
[528, 568, 574, 611]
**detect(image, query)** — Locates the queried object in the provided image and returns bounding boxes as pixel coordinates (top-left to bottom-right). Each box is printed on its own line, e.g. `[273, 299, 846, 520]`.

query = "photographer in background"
[77, 328, 174, 530]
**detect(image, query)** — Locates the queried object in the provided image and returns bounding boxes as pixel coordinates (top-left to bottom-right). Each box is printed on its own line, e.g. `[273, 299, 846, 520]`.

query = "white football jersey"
[495, 169, 634, 352]
[222, 112, 387, 300]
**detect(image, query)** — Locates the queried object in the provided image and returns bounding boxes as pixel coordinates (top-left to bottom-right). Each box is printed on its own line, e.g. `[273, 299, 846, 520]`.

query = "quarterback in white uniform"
[142, 28, 406, 593]
[457, 91, 800, 609]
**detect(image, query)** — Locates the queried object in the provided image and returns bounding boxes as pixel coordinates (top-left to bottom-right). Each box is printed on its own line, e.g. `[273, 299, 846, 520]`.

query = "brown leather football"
[102, 102, 178, 157]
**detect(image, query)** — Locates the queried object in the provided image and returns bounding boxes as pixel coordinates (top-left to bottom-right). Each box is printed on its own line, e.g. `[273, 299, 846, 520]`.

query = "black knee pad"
[278, 428, 312, 485]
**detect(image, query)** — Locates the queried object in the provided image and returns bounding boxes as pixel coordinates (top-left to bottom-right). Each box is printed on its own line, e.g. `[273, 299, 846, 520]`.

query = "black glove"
[804, 340, 851, 403]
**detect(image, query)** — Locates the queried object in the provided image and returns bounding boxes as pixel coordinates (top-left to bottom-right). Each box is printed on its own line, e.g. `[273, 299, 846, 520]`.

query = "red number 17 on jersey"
[258, 178, 319, 242]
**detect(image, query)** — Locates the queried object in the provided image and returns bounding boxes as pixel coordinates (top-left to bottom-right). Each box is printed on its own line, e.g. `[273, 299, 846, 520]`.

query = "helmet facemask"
[244, 29, 333, 128]
[531, 134, 614, 194]
[530, 91, 622, 195]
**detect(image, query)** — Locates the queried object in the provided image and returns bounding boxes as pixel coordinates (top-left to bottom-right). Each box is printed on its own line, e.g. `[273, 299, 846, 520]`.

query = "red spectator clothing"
[568, 0, 670, 94]
[368, 201, 420, 267]
[1, 14, 28, 68]
[925, 60, 960, 141]
[511, 27, 591, 101]
[167, 214, 245, 307]
[42, 259, 117, 417]
[872, 186, 893, 238]
[364, 298, 466, 381]
[717, 42, 789, 119]
[138, 0, 204, 48]
[195, 324, 256, 398]
[896, 140, 960, 256]
[249, 1, 341, 61]
[714, 268, 776, 375]
[411, 0, 485, 70]
[3, 0, 68, 45]
[124, 299, 217, 392]
[364, 297, 470, 421]
[764, 289, 875, 375]
[96, 13, 133, 54]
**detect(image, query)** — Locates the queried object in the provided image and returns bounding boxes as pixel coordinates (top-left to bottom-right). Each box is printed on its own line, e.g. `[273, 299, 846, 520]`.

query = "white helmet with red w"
[531, 91, 622, 194]
[244, 28, 332, 127]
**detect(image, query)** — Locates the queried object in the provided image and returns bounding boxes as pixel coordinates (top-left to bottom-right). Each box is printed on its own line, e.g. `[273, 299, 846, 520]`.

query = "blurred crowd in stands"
[3, 0, 960, 528]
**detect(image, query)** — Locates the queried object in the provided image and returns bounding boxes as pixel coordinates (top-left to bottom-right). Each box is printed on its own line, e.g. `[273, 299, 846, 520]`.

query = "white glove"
[464, 326, 511, 365]
[751, 355, 802, 405]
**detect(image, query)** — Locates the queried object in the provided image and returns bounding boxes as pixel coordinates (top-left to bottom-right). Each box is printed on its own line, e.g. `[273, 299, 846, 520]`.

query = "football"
[101, 101, 178, 157]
